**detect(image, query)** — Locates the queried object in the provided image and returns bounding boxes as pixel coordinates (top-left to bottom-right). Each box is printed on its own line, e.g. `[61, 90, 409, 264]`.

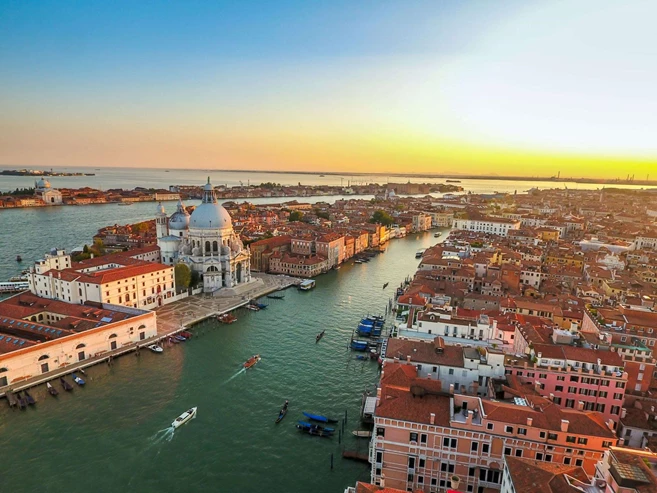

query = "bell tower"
[156, 202, 168, 238]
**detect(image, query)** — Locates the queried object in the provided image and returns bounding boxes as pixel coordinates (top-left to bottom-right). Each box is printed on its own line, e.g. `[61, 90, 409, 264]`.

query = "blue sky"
[1, 0, 655, 176]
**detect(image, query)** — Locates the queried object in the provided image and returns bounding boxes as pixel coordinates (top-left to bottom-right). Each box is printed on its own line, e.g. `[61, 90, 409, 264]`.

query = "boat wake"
[221, 367, 246, 385]
[149, 426, 175, 445]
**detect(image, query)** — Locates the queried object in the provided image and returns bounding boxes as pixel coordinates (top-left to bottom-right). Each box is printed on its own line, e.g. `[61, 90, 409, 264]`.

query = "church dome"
[189, 177, 232, 230]
[36, 178, 51, 189]
[169, 199, 190, 231]
[190, 202, 232, 229]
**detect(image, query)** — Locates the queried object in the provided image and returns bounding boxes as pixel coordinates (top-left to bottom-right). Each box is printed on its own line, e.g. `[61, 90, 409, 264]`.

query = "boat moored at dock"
[172, 407, 197, 429]
[302, 411, 338, 423]
[47, 382, 59, 397]
[71, 374, 85, 386]
[298, 279, 315, 291]
[60, 377, 73, 391]
[147, 344, 163, 354]
[217, 313, 238, 324]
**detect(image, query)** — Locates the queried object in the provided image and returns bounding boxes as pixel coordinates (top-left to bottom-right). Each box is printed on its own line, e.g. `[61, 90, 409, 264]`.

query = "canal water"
[0, 231, 444, 493]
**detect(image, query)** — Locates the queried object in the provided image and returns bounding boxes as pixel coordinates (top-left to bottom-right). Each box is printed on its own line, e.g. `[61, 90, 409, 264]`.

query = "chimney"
[537, 352, 542, 359]
[607, 419, 615, 432]
[449, 384, 454, 395]
[406, 355, 411, 364]
[621, 408, 627, 419]
[527, 417, 533, 427]
[577, 401, 584, 411]
[466, 410, 473, 425]
[430, 413, 435, 425]
[560, 420, 569, 432]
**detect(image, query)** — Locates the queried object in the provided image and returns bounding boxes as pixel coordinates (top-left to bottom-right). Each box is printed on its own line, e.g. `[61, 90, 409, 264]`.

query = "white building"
[452, 217, 521, 237]
[157, 178, 251, 293]
[27, 247, 175, 310]
[414, 309, 497, 342]
[34, 177, 63, 205]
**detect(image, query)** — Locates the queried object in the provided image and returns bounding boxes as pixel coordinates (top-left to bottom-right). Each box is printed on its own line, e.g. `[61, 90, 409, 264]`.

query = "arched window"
[207, 265, 219, 272]
[38, 354, 49, 361]
[125, 293, 130, 302]
[0, 367, 8, 373]
[38, 314, 44, 321]
[109, 333, 117, 339]
[31, 316, 37, 322]
[138, 324, 146, 330]
[76, 343, 86, 349]
[205, 241, 211, 253]
[213, 241, 218, 252]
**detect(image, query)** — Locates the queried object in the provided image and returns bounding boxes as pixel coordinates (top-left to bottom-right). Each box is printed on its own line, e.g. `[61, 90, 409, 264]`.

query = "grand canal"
[0, 223, 443, 492]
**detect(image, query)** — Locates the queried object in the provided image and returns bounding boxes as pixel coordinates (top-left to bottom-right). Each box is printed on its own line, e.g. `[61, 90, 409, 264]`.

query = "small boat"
[316, 330, 325, 343]
[302, 411, 338, 424]
[16, 255, 23, 262]
[275, 400, 289, 424]
[352, 430, 373, 438]
[243, 354, 261, 369]
[180, 331, 193, 338]
[434, 232, 442, 238]
[298, 279, 315, 291]
[147, 344, 163, 353]
[172, 407, 197, 429]
[15, 391, 27, 410]
[118, 202, 133, 206]
[350, 340, 369, 351]
[382, 282, 389, 289]
[297, 420, 335, 433]
[356, 355, 368, 361]
[244, 304, 260, 311]
[174, 335, 187, 342]
[6, 392, 18, 408]
[47, 382, 59, 397]
[24, 389, 36, 405]
[217, 313, 237, 324]
[71, 373, 85, 386]
[249, 300, 268, 309]
[60, 377, 73, 391]
[296, 425, 334, 438]
[169, 336, 180, 344]
[266, 293, 285, 300]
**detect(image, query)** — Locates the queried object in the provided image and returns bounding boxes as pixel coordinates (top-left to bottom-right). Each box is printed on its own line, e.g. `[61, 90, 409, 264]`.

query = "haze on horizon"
[1, 0, 656, 180]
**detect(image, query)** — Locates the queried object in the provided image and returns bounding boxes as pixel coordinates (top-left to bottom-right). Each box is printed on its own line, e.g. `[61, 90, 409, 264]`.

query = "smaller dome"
[169, 200, 190, 230]
[36, 178, 51, 189]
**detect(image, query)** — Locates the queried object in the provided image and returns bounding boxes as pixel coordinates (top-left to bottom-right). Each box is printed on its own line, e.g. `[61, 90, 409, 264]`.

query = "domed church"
[156, 178, 251, 293]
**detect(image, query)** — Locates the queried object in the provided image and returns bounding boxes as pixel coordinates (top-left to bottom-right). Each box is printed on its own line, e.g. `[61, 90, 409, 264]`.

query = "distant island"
[0, 168, 95, 177]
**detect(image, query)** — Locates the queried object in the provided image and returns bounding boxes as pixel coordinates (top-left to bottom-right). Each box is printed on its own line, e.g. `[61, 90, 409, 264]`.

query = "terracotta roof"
[386, 337, 464, 367]
[504, 456, 590, 493]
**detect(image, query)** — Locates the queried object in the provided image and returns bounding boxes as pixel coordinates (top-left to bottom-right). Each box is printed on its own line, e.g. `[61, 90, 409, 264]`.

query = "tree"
[370, 210, 394, 226]
[289, 210, 304, 222]
[83, 244, 90, 254]
[190, 270, 201, 288]
[174, 263, 192, 290]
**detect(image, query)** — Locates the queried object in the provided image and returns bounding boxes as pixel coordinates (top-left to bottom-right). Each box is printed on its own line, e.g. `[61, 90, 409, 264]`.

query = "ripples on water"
[0, 229, 443, 492]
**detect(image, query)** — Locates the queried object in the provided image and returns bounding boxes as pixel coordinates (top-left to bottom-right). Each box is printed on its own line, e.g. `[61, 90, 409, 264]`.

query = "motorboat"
[297, 420, 335, 433]
[275, 400, 289, 424]
[60, 377, 73, 391]
[172, 407, 197, 429]
[180, 331, 193, 338]
[47, 382, 59, 397]
[298, 279, 315, 291]
[147, 344, 163, 354]
[243, 354, 261, 369]
[71, 373, 85, 386]
[302, 411, 338, 424]
[217, 314, 237, 325]
[316, 330, 325, 343]
[352, 430, 372, 438]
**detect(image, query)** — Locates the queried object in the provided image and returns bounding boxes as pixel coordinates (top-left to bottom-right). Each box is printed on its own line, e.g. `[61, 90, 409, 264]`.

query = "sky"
[1, 0, 656, 179]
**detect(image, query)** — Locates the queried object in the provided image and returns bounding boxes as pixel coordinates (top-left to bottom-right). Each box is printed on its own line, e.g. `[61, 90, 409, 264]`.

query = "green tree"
[370, 210, 394, 226]
[83, 244, 90, 254]
[190, 270, 201, 288]
[174, 263, 192, 289]
[289, 210, 304, 222]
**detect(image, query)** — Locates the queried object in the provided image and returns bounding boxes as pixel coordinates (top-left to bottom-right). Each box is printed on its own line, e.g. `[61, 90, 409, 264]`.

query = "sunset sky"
[1, 0, 656, 178]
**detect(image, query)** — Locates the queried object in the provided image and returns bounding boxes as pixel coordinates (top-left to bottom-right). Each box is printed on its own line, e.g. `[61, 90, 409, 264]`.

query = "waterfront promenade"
[154, 272, 301, 335]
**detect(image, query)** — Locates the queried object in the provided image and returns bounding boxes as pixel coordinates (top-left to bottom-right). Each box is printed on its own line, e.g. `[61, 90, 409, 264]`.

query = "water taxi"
[217, 313, 237, 324]
[415, 249, 426, 258]
[434, 232, 442, 238]
[243, 354, 261, 369]
[147, 344, 163, 353]
[172, 407, 197, 429]
[299, 279, 315, 291]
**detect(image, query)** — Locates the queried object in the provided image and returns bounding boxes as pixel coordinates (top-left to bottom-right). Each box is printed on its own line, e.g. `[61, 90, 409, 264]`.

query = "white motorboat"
[172, 407, 197, 429]
[147, 344, 163, 353]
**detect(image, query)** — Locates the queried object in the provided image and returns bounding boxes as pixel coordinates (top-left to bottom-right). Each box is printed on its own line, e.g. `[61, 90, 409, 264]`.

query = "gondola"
[316, 330, 325, 343]
[275, 400, 289, 424]
[47, 382, 59, 397]
[266, 293, 285, 300]
[60, 377, 73, 391]
[382, 282, 389, 289]
[24, 389, 35, 405]
[15, 391, 27, 410]
[174, 335, 187, 342]
[297, 421, 335, 433]
[302, 411, 338, 424]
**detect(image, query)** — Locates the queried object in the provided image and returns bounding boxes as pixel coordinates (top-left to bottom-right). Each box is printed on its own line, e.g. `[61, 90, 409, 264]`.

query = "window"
[539, 431, 546, 439]
[568, 386, 577, 393]
[487, 423, 494, 431]
[408, 457, 416, 469]
[517, 428, 527, 435]
[564, 457, 571, 465]
[555, 385, 564, 392]
[615, 381, 625, 388]
[570, 376, 579, 382]
[548, 433, 558, 440]
[410, 432, 418, 443]
[515, 449, 523, 457]
[556, 375, 565, 381]
[602, 441, 613, 448]
[448, 368, 454, 375]
[536, 453, 544, 460]
[418, 458, 425, 468]
[469, 467, 476, 477]
[575, 459, 583, 467]
[614, 393, 623, 400]
[420, 433, 427, 444]
[443, 437, 457, 448]
[504, 447, 511, 456]
[566, 436, 576, 443]
[376, 427, 385, 437]
[471, 441, 478, 452]
[505, 426, 513, 433]
[482, 443, 490, 454]
[577, 438, 588, 445]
